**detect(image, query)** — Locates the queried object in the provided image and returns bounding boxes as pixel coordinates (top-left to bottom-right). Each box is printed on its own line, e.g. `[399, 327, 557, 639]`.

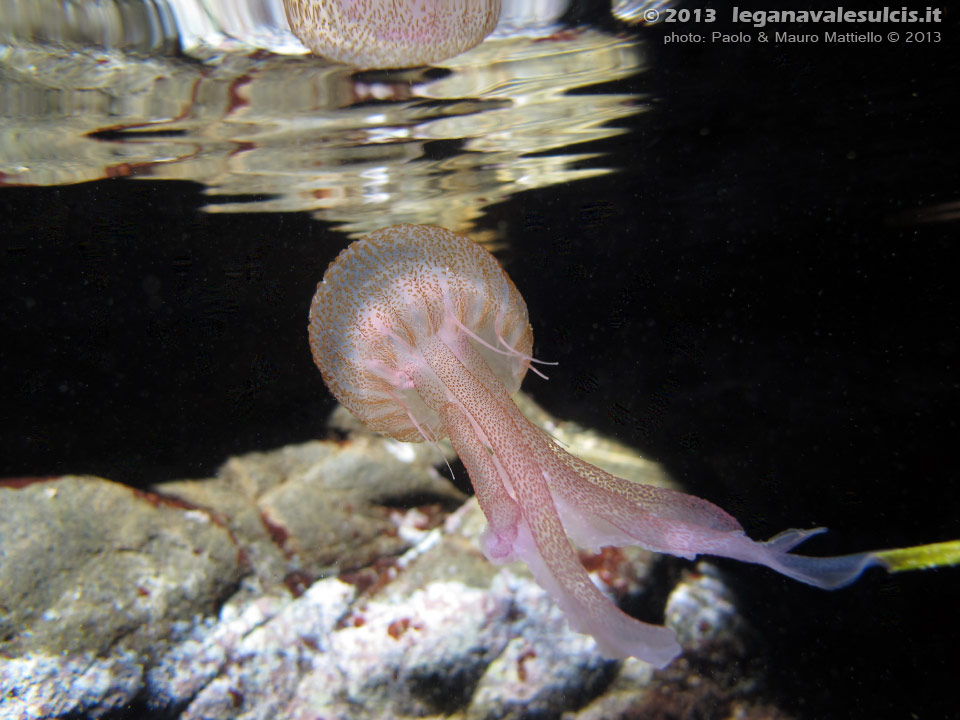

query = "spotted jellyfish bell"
[281, 0, 503, 69]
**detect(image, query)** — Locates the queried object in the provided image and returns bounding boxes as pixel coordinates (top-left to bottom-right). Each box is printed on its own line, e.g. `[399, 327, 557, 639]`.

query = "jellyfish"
[308, 224, 959, 667]
[283, 0, 502, 69]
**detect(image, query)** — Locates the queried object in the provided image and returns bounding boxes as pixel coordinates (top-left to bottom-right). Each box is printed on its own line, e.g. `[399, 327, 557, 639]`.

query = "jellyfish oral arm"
[414, 333, 683, 666]
[411, 329, 882, 664]
[437, 403, 520, 562]
[517, 420, 884, 590]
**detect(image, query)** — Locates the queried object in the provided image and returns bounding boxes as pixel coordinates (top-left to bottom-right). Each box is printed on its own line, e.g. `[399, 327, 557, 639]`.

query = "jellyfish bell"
[309, 224, 533, 442]
[282, 0, 503, 69]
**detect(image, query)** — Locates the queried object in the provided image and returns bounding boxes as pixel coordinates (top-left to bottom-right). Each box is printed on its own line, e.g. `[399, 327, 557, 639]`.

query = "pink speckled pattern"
[283, 0, 502, 69]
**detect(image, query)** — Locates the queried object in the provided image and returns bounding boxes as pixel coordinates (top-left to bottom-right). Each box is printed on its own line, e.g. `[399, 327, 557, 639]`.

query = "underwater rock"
[0, 475, 241, 718]
[665, 563, 750, 654]
[157, 436, 464, 588]
[0, 475, 241, 657]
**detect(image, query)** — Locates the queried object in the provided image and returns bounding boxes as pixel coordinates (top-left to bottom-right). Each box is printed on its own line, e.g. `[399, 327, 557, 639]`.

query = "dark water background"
[3, 11, 958, 720]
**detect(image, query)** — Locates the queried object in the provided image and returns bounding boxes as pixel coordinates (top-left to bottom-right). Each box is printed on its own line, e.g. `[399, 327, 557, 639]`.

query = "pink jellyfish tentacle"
[492, 285, 559, 376]
[437, 274, 556, 380]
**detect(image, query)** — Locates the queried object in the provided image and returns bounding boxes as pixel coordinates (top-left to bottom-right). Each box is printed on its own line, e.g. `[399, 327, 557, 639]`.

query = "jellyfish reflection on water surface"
[307, 224, 889, 668]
